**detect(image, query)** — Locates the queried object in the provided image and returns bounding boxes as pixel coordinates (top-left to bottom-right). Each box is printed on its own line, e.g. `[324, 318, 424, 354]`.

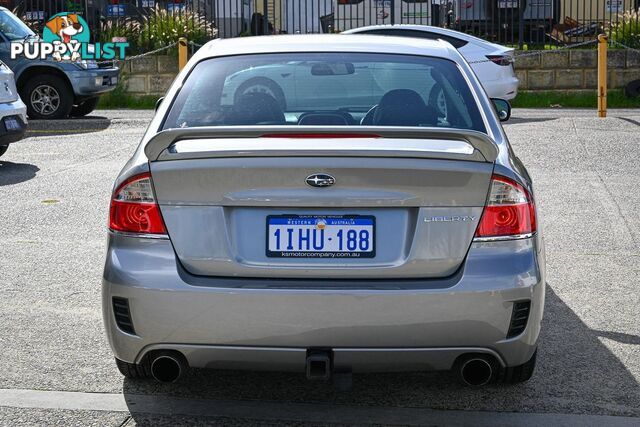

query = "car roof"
[194, 34, 462, 62]
[345, 25, 509, 51]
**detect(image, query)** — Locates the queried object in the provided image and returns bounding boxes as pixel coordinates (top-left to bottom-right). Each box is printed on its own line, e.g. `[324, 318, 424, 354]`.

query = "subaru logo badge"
[306, 173, 335, 188]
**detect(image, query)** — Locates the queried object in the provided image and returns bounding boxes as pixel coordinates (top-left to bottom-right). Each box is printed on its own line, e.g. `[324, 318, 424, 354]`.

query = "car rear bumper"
[0, 98, 27, 145]
[68, 68, 120, 97]
[102, 233, 545, 371]
[482, 76, 519, 100]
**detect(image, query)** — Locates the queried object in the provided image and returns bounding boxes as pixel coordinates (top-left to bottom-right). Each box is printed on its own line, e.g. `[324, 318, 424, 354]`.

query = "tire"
[624, 79, 640, 98]
[115, 357, 151, 380]
[70, 97, 100, 117]
[21, 75, 74, 120]
[0, 145, 8, 158]
[501, 350, 537, 384]
[235, 77, 286, 110]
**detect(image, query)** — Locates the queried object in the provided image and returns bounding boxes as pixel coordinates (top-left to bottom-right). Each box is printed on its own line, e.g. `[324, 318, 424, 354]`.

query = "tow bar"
[306, 349, 332, 380]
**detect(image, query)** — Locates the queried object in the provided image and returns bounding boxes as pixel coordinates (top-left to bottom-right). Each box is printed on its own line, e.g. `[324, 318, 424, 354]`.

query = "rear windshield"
[163, 52, 486, 133]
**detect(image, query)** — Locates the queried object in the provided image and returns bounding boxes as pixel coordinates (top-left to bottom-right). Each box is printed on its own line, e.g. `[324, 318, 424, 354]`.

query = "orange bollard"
[178, 37, 188, 71]
[598, 34, 608, 118]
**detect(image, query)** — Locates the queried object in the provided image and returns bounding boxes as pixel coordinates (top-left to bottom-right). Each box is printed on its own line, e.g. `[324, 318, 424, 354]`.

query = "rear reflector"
[109, 172, 167, 235]
[475, 175, 536, 239]
[261, 133, 380, 139]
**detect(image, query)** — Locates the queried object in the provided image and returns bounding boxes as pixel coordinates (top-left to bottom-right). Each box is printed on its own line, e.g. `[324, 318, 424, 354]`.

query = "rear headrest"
[230, 92, 286, 125]
[298, 112, 351, 126]
[373, 89, 437, 127]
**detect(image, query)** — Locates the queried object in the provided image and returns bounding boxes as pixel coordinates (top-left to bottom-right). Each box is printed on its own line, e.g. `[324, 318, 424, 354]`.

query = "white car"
[0, 60, 26, 158]
[344, 25, 519, 101]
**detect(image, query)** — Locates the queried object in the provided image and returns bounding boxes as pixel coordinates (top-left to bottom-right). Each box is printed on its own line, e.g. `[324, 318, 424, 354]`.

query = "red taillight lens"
[109, 173, 167, 234]
[475, 175, 536, 239]
[486, 55, 513, 66]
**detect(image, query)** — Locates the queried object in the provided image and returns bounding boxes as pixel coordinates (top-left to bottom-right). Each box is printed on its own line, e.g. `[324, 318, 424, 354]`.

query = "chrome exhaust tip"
[150, 352, 186, 383]
[459, 357, 494, 387]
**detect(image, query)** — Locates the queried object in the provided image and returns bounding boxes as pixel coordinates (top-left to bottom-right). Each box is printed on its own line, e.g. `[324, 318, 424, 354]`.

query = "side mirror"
[155, 97, 164, 112]
[491, 98, 511, 122]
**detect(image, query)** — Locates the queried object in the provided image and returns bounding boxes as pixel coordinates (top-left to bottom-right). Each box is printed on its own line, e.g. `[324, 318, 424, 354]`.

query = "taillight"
[109, 172, 167, 235]
[475, 175, 536, 239]
[486, 55, 513, 66]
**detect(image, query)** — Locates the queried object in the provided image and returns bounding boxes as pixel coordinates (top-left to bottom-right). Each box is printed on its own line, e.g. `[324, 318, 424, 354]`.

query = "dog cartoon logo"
[11, 12, 128, 63]
[42, 13, 90, 61]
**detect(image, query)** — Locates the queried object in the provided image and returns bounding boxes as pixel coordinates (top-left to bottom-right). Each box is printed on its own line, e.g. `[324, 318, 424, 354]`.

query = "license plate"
[266, 215, 375, 258]
[4, 117, 21, 132]
[111, 76, 118, 85]
[498, 0, 518, 7]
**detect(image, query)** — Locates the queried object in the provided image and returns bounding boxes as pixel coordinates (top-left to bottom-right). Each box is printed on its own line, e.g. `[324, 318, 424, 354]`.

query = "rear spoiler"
[144, 126, 499, 163]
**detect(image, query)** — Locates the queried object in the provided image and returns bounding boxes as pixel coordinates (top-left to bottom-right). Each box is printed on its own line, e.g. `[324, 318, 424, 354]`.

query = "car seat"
[229, 92, 286, 125]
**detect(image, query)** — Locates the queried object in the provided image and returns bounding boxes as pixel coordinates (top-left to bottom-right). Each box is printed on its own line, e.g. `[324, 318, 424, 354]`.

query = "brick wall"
[515, 49, 640, 91]
[120, 55, 180, 95]
[122, 50, 640, 96]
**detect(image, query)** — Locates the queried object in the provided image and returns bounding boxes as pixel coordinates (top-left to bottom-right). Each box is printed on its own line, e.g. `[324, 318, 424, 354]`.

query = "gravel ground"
[0, 407, 127, 427]
[0, 109, 638, 425]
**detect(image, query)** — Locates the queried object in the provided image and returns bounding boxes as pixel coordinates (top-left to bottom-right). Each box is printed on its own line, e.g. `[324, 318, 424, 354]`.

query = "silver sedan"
[102, 34, 544, 387]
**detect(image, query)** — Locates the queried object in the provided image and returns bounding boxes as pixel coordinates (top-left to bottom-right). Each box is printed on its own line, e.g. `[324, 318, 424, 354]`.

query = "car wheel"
[115, 357, 151, 380]
[22, 75, 74, 120]
[501, 350, 537, 384]
[235, 77, 286, 110]
[624, 79, 640, 98]
[70, 97, 100, 117]
[429, 83, 447, 120]
[0, 144, 8, 158]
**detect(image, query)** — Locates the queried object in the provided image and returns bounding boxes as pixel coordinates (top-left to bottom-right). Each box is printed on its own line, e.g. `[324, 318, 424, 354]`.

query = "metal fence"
[6, 0, 640, 50]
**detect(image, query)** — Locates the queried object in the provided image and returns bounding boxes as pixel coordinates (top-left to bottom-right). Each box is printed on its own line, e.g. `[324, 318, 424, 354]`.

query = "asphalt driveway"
[0, 109, 638, 426]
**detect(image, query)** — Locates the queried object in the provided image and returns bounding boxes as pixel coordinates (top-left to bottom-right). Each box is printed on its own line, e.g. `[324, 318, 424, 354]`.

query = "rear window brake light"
[261, 133, 380, 139]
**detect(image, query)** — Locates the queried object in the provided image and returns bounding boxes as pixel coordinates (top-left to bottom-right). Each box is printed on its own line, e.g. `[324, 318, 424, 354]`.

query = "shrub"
[611, 9, 640, 49]
[99, 18, 141, 53]
[138, 6, 217, 53]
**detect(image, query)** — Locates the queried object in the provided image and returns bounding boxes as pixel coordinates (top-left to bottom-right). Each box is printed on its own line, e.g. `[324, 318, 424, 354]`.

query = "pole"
[263, 0, 269, 34]
[518, 0, 524, 50]
[390, 0, 396, 25]
[597, 34, 608, 118]
[178, 37, 188, 72]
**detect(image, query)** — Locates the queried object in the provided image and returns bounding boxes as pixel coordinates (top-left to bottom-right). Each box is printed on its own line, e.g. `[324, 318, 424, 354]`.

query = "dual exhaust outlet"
[149, 351, 187, 383]
[457, 356, 496, 386]
[147, 350, 496, 386]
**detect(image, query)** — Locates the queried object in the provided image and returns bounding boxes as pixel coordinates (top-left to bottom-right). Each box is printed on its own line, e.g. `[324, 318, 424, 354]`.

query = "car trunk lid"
[146, 127, 497, 279]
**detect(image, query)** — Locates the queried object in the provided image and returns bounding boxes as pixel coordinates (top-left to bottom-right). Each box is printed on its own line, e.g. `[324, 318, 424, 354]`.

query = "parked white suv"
[0, 60, 27, 158]
[344, 25, 519, 101]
